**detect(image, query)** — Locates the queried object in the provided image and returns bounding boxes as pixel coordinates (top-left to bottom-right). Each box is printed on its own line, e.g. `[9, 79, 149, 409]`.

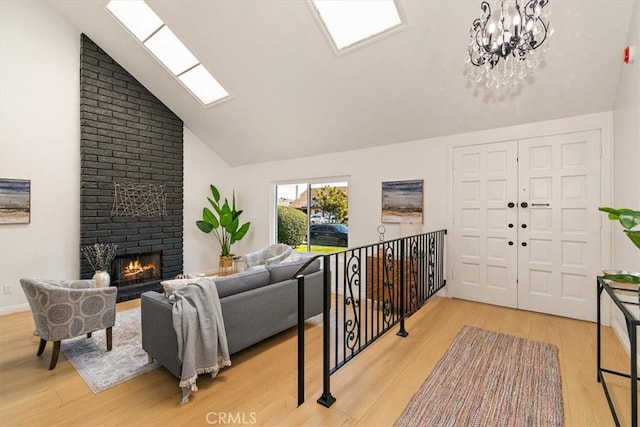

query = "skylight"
[179, 65, 229, 105]
[144, 26, 198, 75]
[106, 0, 229, 107]
[106, 0, 162, 41]
[310, 0, 404, 52]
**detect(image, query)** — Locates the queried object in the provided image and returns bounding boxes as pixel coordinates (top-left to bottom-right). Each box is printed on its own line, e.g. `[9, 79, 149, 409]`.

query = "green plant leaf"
[220, 212, 233, 227]
[232, 209, 243, 221]
[625, 230, 640, 250]
[599, 207, 640, 231]
[203, 207, 219, 228]
[208, 197, 222, 216]
[233, 222, 251, 243]
[196, 220, 213, 233]
[221, 200, 231, 217]
[210, 185, 220, 202]
[618, 210, 640, 230]
[602, 273, 640, 284]
[227, 219, 239, 243]
[232, 190, 236, 212]
[598, 206, 620, 216]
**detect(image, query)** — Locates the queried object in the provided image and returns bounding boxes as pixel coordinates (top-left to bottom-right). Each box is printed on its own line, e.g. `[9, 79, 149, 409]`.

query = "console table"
[597, 276, 639, 427]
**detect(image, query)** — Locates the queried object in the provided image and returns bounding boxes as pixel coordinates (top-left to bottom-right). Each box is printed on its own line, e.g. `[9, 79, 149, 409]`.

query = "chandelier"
[467, 0, 553, 89]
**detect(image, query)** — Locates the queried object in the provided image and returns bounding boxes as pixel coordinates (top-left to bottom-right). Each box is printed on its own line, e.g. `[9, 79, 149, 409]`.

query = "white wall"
[611, 0, 640, 362]
[0, 0, 81, 314]
[183, 127, 233, 274]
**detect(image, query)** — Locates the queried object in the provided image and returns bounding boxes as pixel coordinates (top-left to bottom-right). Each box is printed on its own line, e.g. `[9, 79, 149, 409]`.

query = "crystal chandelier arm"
[468, 2, 494, 66]
[520, 0, 551, 51]
[479, 1, 492, 20]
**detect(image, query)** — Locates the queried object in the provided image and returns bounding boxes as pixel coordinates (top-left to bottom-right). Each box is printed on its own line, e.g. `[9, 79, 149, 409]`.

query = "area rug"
[394, 326, 563, 427]
[61, 308, 158, 393]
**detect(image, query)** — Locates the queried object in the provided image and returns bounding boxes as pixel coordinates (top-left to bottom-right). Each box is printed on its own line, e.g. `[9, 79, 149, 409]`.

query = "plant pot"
[219, 255, 234, 277]
[219, 256, 233, 268]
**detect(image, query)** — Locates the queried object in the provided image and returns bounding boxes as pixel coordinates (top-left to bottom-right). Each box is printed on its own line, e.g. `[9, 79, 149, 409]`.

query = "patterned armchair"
[244, 244, 293, 269]
[20, 278, 117, 370]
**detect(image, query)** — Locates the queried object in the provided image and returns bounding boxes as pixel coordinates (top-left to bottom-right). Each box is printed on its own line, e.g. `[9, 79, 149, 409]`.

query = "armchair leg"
[87, 332, 92, 338]
[49, 341, 61, 370]
[106, 327, 112, 351]
[37, 338, 47, 356]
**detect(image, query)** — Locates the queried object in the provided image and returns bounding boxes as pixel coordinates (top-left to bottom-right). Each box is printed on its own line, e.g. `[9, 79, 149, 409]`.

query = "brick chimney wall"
[79, 34, 183, 300]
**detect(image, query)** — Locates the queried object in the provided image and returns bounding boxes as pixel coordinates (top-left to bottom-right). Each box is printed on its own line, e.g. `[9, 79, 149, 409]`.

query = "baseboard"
[0, 303, 29, 316]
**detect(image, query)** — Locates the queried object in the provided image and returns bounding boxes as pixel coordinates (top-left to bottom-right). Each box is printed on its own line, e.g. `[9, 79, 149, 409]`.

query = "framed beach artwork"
[0, 178, 31, 224]
[381, 179, 423, 224]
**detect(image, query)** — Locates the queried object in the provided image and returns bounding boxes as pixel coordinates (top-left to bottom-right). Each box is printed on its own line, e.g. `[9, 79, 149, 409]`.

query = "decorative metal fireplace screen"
[111, 251, 162, 287]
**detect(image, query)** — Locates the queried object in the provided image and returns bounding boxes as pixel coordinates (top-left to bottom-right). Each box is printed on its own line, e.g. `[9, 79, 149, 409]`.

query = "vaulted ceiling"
[47, 0, 635, 166]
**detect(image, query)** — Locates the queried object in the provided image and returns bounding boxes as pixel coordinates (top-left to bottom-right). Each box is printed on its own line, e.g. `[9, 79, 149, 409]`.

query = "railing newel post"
[297, 274, 305, 406]
[397, 237, 408, 337]
[317, 254, 336, 408]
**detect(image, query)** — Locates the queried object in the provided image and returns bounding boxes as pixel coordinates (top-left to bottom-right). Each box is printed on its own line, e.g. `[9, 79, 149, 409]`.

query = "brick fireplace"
[79, 34, 183, 301]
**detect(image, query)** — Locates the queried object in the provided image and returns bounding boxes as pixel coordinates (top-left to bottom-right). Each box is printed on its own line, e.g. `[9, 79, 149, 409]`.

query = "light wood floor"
[0, 296, 635, 426]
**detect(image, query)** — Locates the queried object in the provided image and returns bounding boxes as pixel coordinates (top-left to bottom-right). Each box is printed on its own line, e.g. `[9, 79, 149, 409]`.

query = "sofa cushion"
[245, 244, 293, 268]
[161, 267, 270, 298]
[213, 266, 270, 298]
[266, 258, 321, 284]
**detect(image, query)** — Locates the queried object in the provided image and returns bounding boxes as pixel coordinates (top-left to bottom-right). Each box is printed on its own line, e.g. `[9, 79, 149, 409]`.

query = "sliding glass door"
[275, 181, 348, 253]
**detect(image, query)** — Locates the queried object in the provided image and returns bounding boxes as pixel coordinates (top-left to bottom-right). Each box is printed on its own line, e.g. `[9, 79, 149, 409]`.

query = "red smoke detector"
[623, 46, 636, 64]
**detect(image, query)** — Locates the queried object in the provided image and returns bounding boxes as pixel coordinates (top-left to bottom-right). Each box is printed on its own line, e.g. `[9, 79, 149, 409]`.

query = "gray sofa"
[140, 258, 323, 378]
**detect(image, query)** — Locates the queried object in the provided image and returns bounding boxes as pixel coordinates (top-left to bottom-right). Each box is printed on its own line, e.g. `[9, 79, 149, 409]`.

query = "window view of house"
[275, 182, 348, 253]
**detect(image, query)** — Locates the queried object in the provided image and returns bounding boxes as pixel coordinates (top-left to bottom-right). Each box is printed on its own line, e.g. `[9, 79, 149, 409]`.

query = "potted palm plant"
[196, 185, 251, 268]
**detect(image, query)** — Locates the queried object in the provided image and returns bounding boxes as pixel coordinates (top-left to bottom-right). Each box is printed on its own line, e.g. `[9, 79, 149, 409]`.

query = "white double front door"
[451, 130, 601, 321]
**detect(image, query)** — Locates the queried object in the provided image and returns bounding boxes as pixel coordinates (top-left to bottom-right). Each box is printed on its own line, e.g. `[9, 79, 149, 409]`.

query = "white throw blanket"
[171, 278, 231, 404]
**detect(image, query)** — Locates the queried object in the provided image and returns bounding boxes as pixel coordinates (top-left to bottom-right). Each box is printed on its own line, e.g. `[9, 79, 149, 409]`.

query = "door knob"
[508, 241, 514, 246]
[520, 202, 528, 208]
[521, 242, 528, 247]
[521, 224, 527, 229]
[508, 202, 515, 208]
[508, 223, 514, 228]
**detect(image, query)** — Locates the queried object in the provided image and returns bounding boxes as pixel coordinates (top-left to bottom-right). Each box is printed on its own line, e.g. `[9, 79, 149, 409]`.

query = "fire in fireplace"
[111, 251, 162, 287]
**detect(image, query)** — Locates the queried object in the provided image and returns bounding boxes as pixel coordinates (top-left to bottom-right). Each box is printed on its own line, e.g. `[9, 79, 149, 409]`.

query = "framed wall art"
[0, 178, 31, 224]
[381, 179, 423, 224]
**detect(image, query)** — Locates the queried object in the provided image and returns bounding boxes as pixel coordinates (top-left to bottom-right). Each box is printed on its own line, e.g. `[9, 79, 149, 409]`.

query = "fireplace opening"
[111, 251, 162, 287]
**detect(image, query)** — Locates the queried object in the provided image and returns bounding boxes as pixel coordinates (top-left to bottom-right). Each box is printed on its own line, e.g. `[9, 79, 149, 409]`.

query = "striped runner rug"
[394, 326, 563, 427]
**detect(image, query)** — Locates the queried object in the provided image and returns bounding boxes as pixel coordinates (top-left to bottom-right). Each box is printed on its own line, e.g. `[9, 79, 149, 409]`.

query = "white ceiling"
[47, 0, 635, 166]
